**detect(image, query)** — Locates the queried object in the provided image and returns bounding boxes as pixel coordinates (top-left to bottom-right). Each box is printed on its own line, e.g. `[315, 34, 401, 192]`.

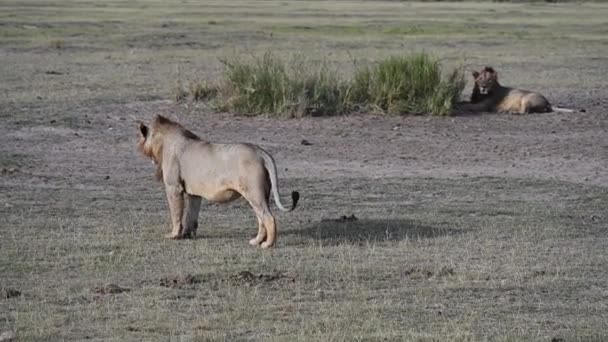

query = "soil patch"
[322, 214, 359, 222]
[0, 288, 21, 299]
[401, 266, 455, 280]
[92, 284, 130, 295]
[159, 274, 202, 288]
[229, 271, 295, 287]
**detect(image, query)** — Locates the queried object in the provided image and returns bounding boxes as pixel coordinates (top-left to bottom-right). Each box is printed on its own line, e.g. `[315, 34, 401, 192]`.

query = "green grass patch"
[203, 52, 464, 117]
[349, 54, 465, 115]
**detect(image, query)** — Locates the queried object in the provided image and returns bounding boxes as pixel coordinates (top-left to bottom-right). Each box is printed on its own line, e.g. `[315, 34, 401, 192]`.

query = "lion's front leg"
[182, 194, 202, 238]
[164, 185, 185, 239]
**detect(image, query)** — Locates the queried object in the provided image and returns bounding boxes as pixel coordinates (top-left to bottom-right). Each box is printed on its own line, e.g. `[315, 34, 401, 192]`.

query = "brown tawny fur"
[463, 66, 574, 114]
[137, 115, 299, 248]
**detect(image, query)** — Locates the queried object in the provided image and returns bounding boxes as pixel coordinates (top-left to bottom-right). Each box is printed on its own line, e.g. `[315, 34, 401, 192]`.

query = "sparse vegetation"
[171, 80, 188, 102]
[188, 79, 218, 101]
[209, 52, 464, 116]
[172, 79, 218, 102]
[49, 39, 65, 50]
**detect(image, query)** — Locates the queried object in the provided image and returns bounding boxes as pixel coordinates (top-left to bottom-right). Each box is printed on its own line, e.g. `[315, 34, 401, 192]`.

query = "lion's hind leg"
[182, 194, 202, 239]
[244, 193, 277, 248]
[249, 216, 267, 246]
[260, 211, 277, 249]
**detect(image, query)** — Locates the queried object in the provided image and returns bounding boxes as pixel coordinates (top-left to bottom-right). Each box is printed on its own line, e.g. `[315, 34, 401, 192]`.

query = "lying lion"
[137, 115, 299, 248]
[463, 66, 574, 114]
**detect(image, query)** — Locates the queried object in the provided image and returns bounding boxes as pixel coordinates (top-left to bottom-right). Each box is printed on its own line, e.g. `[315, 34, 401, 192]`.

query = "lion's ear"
[139, 123, 149, 138]
[472, 71, 479, 79]
[155, 115, 171, 125]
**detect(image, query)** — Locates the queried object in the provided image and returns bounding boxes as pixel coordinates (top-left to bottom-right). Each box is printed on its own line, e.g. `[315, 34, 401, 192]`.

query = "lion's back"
[496, 88, 550, 113]
[181, 142, 263, 176]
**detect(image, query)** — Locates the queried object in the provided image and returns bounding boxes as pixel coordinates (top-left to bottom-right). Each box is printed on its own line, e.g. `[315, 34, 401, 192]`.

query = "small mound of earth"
[322, 214, 358, 222]
[402, 267, 433, 279]
[92, 284, 130, 295]
[160, 274, 201, 288]
[0, 288, 21, 299]
[0, 330, 16, 342]
[230, 271, 295, 286]
[402, 266, 455, 280]
[436, 266, 456, 277]
[525, 269, 558, 280]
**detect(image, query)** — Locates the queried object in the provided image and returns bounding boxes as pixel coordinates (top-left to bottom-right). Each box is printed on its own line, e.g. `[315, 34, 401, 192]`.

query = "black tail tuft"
[291, 191, 300, 210]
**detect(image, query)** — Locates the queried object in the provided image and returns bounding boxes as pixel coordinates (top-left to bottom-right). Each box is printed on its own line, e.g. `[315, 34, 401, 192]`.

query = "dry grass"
[171, 80, 189, 103]
[2, 176, 607, 341]
[1, 0, 608, 341]
[188, 80, 218, 102]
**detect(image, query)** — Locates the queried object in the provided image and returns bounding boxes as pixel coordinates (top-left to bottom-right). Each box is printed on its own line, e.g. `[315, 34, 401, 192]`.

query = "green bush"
[289, 61, 347, 116]
[350, 54, 464, 116]
[216, 53, 348, 117]
[207, 52, 464, 116]
[218, 53, 290, 115]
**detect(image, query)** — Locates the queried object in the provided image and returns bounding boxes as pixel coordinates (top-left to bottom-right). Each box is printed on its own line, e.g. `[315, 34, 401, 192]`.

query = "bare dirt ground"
[16, 99, 603, 184]
[1, 1, 608, 341]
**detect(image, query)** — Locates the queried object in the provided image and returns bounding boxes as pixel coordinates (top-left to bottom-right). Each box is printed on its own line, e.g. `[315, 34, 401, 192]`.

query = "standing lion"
[137, 115, 299, 248]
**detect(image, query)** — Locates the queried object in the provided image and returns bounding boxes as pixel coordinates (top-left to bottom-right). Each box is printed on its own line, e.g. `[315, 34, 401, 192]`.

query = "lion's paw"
[182, 231, 196, 239]
[249, 237, 262, 246]
[260, 241, 274, 249]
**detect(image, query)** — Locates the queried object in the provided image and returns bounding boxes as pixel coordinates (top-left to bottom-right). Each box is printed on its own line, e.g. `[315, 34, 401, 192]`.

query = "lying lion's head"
[472, 66, 498, 95]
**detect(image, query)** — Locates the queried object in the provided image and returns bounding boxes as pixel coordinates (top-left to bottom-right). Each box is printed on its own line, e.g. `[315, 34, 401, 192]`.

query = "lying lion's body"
[473, 86, 553, 114]
[138, 115, 298, 248]
[464, 66, 573, 114]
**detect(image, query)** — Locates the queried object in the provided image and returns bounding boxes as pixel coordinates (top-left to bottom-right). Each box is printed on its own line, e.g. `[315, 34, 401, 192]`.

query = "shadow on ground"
[287, 217, 462, 245]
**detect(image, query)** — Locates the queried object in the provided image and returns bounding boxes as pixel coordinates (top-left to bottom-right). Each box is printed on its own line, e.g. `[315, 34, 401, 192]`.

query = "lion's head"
[137, 115, 200, 181]
[137, 117, 163, 166]
[472, 66, 498, 95]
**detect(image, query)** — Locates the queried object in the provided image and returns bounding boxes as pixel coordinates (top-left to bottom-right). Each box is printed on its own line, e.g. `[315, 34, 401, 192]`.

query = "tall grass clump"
[289, 60, 347, 116]
[217, 53, 347, 117]
[211, 52, 464, 116]
[219, 53, 290, 115]
[350, 54, 465, 115]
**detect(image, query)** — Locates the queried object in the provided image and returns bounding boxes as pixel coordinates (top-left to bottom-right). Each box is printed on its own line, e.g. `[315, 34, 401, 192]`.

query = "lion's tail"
[551, 106, 575, 113]
[256, 147, 299, 212]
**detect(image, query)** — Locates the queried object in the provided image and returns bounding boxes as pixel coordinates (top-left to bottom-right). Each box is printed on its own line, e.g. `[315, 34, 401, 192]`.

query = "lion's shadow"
[452, 100, 489, 117]
[285, 217, 462, 246]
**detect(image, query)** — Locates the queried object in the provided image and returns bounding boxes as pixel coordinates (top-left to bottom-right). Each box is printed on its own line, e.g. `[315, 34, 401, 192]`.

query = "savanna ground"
[1, 1, 608, 341]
